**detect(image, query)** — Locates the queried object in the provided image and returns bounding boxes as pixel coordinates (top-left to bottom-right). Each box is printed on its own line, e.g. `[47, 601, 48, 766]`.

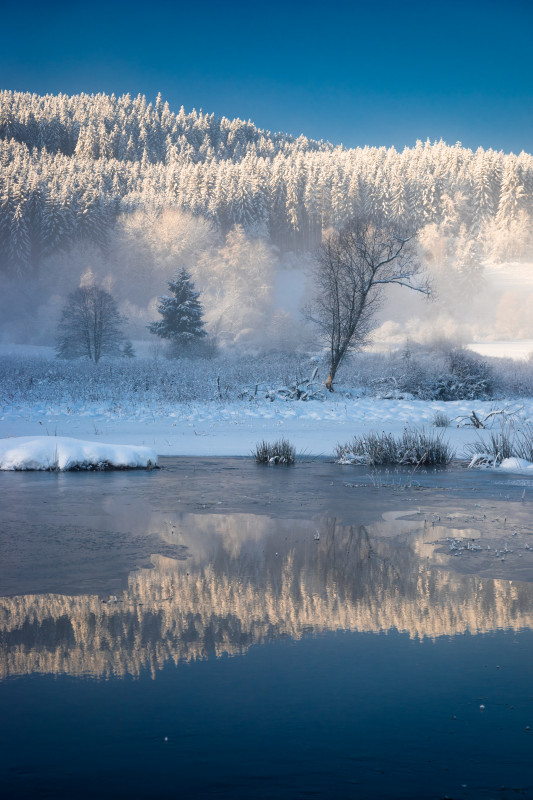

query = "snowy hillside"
[2, 90, 533, 348]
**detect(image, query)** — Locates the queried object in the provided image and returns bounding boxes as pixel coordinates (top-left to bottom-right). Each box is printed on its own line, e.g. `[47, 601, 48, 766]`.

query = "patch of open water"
[1, 459, 533, 798]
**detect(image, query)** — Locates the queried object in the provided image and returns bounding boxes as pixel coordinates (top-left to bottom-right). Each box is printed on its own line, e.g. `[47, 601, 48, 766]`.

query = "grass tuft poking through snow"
[465, 426, 516, 466]
[254, 438, 296, 465]
[432, 410, 451, 428]
[466, 422, 533, 468]
[336, 428, 454, 466]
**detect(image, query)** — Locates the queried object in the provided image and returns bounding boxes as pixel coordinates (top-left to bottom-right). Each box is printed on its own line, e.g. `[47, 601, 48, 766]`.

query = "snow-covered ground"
[1, 344, 533, 461]
[0, 395, 530, 460]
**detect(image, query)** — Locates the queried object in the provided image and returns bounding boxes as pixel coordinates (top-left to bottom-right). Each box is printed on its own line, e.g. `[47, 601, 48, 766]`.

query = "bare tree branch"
[56, 284, 127, 363]
[306, 217, 431, 390]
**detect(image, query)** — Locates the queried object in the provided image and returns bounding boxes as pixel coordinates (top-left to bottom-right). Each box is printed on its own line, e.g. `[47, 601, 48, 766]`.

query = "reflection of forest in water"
[2, 513, 533, 680]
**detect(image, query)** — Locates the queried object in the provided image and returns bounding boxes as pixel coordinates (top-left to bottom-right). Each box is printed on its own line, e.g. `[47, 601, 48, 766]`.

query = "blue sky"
[1, 0, 531, 152]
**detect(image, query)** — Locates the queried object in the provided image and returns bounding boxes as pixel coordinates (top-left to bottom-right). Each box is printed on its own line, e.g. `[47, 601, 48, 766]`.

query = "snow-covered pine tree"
[147, 268, 207, 354]
[3, 89, 533, 278]
[9, 201, 31, 273]
[121, 340, 136, 358]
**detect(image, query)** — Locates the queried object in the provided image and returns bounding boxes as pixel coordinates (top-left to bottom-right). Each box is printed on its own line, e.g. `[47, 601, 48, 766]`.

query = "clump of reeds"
[432, 410, 450, 428]
[254, 438, 296, 465]
[336, 428, 454, 466]
[465, 422, 533, 466]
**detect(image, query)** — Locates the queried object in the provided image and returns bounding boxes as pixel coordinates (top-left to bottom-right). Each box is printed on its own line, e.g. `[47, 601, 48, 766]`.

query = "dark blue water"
[1, 461, 533, 799]
[2, 631, 532, 799]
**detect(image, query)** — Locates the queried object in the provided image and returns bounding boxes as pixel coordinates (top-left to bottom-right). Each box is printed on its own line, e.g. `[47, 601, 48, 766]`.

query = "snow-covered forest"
[1, 89, 533, 346]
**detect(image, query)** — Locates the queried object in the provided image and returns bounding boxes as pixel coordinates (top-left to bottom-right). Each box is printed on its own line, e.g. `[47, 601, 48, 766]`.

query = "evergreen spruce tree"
[121, 340, 136, 358]
[148, 268, 207, 353]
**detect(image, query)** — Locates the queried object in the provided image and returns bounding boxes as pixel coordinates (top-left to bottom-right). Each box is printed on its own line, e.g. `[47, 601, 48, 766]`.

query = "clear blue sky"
[1, 0, 531, 153]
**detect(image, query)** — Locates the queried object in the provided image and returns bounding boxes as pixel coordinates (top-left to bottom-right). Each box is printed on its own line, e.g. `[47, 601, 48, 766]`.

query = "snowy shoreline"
[0, 436, 157, 471]
[1, 396, 533, 462]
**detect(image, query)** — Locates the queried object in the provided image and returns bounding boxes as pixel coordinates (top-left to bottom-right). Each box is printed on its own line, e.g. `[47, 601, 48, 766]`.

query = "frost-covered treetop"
[1, 89, 532, 277]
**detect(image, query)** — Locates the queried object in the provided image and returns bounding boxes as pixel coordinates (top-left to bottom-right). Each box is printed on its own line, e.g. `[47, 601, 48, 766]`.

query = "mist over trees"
[56, 282, 127, 363]
[1, 89, 533, 348]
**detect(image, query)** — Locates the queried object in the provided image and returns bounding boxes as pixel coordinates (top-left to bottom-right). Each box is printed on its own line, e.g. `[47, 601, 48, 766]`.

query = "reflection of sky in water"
[2, 512, 533, 680]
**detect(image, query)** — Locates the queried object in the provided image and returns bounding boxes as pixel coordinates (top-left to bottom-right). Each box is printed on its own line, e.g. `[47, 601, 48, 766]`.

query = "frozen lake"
[1, 459, 533, 798]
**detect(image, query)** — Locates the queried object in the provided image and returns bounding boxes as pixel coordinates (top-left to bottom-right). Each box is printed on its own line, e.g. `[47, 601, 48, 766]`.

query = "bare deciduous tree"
[56, 285, 127, 363]
[308, 218, 430, 390]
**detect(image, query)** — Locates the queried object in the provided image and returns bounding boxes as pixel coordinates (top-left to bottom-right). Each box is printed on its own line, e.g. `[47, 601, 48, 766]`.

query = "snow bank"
[0, 436, 158, 471]
[500, 457, 533, 472]
[468, 453, 533, 472]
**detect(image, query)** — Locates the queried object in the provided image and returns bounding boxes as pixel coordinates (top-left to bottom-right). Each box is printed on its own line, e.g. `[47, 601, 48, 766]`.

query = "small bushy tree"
[56, 284, 127, 363]
[147, 268, 207, 352]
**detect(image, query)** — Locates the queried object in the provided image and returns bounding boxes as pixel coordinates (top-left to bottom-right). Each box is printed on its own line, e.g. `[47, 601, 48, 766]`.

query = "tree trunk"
[326, 348, 344, 391]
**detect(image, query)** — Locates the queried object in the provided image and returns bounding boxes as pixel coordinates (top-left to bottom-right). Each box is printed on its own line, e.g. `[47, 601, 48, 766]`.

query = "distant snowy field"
[368, 340, 533, 361]
[467, 341, 533, 361]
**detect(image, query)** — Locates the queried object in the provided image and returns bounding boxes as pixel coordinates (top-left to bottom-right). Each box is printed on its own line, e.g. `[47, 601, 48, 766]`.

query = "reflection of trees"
[1, 516, 533, 681]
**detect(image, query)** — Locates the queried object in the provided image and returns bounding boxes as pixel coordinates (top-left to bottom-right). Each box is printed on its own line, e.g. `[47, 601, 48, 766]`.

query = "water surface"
[1, 459, 533, 798]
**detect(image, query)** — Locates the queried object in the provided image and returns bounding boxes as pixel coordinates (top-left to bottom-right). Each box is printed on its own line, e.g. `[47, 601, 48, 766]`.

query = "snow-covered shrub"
[364, 341, 533, 400]
[356, 345, 494, 401]
[488, 357, 533, 398]
[438, 348, 493, 400]
[336, 428, 454, 466]
[254, 438, 296, 465]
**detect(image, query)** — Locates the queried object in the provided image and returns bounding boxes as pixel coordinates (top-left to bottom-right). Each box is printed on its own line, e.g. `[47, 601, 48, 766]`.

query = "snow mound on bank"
[500, 457, 533, 472]
[469, 453, 533, 472]
[0, 436, 158, 471]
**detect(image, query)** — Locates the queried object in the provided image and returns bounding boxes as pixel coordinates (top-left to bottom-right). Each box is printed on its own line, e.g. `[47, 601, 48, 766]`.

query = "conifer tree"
[147, 268, 207, 350]
[3, 89, 533, 278]
[121, 340, 136, 358]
